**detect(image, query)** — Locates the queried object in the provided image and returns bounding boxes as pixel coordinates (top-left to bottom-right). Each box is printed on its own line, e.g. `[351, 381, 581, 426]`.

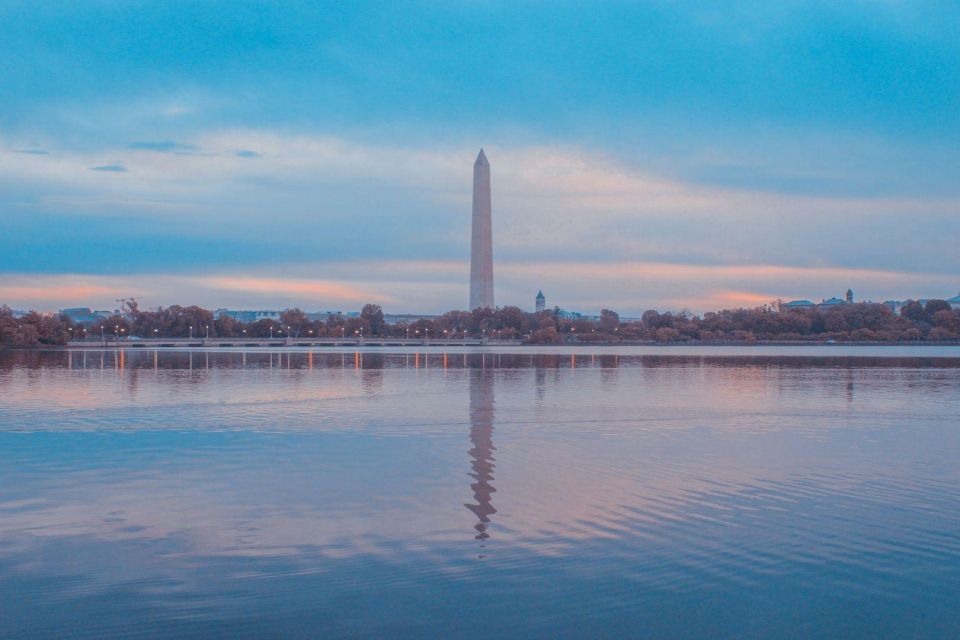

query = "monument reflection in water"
[2, 347, 960, 639]
[466, 369, 496, 542]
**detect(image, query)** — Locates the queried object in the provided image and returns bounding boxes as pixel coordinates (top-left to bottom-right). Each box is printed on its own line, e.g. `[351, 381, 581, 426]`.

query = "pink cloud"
[1, 259, 954, 314]
[197, 276, 392, 304]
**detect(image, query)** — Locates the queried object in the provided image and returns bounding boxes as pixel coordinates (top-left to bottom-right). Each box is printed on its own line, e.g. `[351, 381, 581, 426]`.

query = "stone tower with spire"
[470, 149, 495, 310]
[535, 290, 545, 312]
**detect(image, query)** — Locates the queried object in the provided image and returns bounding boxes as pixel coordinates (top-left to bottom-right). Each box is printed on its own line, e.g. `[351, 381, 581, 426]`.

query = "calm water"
[2, 347, 959, 639]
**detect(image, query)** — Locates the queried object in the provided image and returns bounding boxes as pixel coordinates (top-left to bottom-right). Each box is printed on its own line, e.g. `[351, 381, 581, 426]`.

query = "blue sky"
[2, 1, 958, 313]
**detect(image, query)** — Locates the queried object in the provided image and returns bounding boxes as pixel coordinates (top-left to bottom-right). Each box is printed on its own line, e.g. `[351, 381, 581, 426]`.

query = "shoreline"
[12, 339, 960, 351]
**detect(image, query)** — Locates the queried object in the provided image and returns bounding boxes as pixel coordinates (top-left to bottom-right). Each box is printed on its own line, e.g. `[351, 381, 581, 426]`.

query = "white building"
[782, 299, 816, 310]
[216, 309, 282, 323]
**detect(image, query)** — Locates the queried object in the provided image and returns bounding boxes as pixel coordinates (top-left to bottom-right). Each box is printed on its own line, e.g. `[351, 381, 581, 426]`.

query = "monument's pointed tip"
[474, 148, 489, 166]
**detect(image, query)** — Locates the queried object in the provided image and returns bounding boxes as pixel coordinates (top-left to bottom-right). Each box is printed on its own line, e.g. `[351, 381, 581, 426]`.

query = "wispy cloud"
[89, 163, 128, 173]
[11, 131, 958, 220]
[129, 140, 200, 154]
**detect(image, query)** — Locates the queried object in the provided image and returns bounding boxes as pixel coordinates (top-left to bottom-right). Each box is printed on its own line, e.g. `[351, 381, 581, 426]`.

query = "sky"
[1, 0, 958, 315]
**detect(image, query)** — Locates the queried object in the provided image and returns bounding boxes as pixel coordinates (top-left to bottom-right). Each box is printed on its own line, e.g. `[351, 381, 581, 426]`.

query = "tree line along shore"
[3, 299, 960, 348]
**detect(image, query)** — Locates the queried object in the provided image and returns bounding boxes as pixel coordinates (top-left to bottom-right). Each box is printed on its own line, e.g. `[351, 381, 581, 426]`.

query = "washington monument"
[470, 148, 495, 310]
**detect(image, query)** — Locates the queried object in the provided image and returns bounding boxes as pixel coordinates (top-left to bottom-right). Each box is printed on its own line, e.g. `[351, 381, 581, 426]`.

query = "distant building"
[535, 291, 545, 313]
[384, 313, 440, 324]
[216, 309, 282, 323]
[305, 311, 354, 322]
[554, 307, 581, 320]
[59, 307, 113, 324]
[818, 297, 847, 309]
[782, 293, 851, 311]
[782, 292, 958, 315]
[60, 307, 92, 321]
[553, 307, 599, 321]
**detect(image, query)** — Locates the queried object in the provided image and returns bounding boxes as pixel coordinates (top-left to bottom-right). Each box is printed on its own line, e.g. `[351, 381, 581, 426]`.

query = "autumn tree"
[599, 309, 620, 333]
[932, 310, 960, 334]
[360, 304, 385, 335]
[280, 308, 309, 337]
[925, 299, 952, 316]
[901, 300, 930, 324]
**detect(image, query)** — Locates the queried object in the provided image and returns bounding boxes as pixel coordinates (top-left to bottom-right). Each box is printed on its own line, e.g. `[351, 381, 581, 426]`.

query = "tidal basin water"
[2, 348, 960, 639]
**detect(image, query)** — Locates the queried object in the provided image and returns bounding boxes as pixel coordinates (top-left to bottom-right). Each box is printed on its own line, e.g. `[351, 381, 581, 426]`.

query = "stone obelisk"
[470, 149, 494, 310]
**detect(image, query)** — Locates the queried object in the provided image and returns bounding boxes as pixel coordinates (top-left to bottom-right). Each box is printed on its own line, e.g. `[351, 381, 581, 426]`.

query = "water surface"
[2, 348, 959, 638]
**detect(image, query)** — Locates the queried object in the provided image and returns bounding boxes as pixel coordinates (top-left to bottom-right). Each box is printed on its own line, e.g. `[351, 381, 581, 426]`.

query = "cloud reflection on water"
[1, 349, 960, 638]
